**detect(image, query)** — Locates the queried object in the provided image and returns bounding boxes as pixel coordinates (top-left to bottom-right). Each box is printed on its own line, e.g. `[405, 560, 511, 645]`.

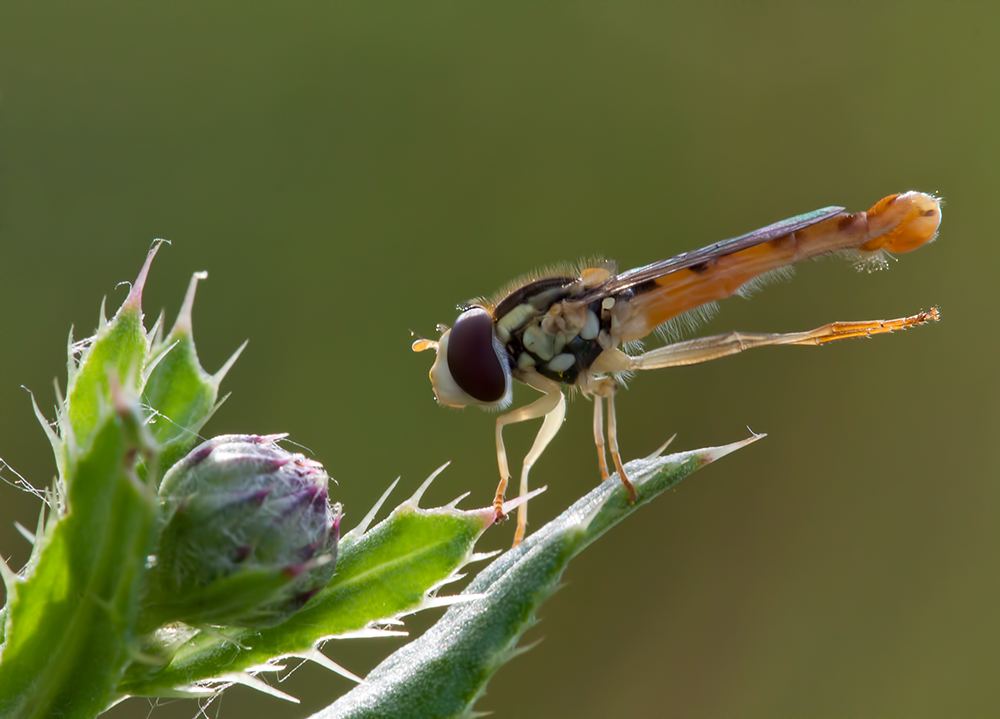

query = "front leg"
[493, 372, 565, 546]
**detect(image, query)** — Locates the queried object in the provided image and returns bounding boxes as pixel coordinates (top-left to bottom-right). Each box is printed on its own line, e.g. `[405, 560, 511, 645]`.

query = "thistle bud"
[142, 434, 340, 630]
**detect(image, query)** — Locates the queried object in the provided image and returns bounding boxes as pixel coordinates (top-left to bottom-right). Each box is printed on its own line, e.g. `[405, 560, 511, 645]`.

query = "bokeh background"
[0, 4, 996, 718]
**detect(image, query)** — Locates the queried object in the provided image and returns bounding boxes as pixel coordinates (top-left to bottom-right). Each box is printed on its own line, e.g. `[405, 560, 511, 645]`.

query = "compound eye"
[447, 307, 506, 403]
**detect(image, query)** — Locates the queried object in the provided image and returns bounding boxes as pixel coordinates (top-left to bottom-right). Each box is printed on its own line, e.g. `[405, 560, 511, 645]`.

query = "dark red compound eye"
[447, 307, 506, 403]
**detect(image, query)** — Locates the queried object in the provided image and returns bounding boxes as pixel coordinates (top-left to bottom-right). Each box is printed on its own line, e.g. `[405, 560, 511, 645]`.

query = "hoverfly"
[413, 191, 942, 546]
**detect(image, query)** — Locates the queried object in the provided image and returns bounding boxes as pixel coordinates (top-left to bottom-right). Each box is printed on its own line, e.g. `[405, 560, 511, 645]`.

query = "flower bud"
[142, 434, 340, 629]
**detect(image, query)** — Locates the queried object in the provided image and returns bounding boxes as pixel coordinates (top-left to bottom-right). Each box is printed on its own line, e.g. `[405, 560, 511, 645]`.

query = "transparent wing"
[583, 205, 845, 300]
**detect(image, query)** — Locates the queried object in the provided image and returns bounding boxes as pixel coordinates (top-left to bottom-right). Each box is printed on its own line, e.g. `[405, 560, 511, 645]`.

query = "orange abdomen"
[616, 192, 941, 341]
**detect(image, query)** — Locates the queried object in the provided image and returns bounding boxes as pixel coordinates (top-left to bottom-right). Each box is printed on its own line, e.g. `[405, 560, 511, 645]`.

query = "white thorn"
[28, 388, 61, 465]
[444, 491, 471, 510]
[176, 271, 208, 334]
[500, 485, 546, 515]
[194, 392, 230, 432]
[65, 327, 78, 385]
[417, 593, 485, 611]
[245, 658, 287, 674]
[327, 627, 408, 640]
[701, 432, 767, 463]
[147, 310, 164, 347]
[406, 461, 451, 508]
[33, 499, 48, 546]
[427, 572, 466, 594]
[145, 393, 228, 448]
[213, 340, 248, 385]
[299, 648, 364, 683]
[166, 684, 217, 699]
[465, 549, 502, 565]
[44, 487, 63, 517]
[140, 339, 178, 387]
[0, 553, 19, 594]
[98, 296, 108, 329]
[506, 637, 544, 660]
[344, 478, 399, 541]
[52, 378, 64, 410]
[13, 522, 35, 544]
[644, 433, 677, 461]
[216, 672, 299, 703]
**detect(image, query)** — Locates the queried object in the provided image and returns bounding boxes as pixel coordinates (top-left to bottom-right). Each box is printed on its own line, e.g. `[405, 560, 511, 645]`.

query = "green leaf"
[143, 272, 245, 476]
[64, 245, 162, 453]
[118, 468, 497, 700]
[0, 403, 159, 719]
[314, 436, 761, 719]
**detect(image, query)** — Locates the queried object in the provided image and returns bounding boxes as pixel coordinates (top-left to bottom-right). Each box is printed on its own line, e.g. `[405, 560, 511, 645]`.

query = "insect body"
[413, 191, 942, 546]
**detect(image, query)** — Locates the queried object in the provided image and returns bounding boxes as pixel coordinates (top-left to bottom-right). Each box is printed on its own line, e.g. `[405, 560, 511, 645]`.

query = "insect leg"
[494, 377, 565, 526]
[592, 395, 610, 482]
[627, 308, 940, 371]
[592, 378, 638, 503]
[512, 389, 566, 546]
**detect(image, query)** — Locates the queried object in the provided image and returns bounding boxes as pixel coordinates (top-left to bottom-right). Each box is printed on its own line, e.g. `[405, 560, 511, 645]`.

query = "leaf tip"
[124, 239, 170, 312]
[500, 485, 546, 516]
[175, 270, 208, 335]
[699, 431, 767, 465]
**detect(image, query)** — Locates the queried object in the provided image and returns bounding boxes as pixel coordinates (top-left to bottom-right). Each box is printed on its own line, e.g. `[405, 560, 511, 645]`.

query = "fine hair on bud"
[140, 434, 341, 630]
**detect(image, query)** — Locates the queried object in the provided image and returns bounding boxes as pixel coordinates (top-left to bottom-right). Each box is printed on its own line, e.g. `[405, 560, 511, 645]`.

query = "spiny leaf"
[143, 271, 246, 476]
[64, 243, 162, 452]
[118, 470, 497, 700]
[0, 402, 159, 719]
[314, 436, 761, 719]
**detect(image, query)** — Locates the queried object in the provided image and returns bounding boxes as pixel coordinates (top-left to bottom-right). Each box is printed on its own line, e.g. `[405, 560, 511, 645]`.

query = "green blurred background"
[0, 3, 995, 717]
